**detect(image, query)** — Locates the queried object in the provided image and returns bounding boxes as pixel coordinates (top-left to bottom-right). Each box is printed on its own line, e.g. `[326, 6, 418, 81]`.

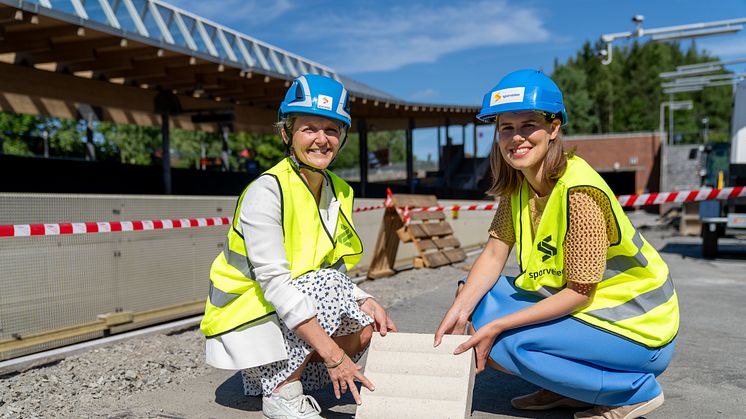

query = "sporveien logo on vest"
[338, 224, 354, 247]
[537, 235, 557, 262]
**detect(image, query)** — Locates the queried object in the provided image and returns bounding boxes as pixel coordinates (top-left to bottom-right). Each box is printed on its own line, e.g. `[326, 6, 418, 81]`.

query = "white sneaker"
[262, 381, 324, 419]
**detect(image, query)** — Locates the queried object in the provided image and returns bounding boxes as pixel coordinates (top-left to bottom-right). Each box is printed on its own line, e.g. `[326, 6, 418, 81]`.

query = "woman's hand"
[359, 298, 398, 336]
[433, 302, 472, 347]
[325, 349, 374, 404]
[453, 321, 503, 373]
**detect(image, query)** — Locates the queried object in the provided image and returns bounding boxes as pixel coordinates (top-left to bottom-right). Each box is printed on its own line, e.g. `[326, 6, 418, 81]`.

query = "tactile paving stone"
[356, 332, 475, 419]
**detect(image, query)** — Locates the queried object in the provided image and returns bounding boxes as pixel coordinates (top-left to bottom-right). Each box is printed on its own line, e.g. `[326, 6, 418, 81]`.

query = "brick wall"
[564, 132, 661, 195]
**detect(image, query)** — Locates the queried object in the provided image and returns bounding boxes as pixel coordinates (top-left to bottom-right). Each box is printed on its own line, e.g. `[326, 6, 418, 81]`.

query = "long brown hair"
[486, 119, 570, 198]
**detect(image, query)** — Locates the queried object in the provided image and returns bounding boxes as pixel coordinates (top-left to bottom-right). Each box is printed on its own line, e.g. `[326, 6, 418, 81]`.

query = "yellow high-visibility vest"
[200, 158, 363, 337]
[511, 156, 679, 348]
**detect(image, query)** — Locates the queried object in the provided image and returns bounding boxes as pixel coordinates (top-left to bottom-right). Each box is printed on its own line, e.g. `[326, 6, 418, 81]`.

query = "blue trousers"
[471, 276, 676, 406]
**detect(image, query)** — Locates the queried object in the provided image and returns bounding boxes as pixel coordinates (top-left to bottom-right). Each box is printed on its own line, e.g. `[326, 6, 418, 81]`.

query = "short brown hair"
[486, 120, 570, 198]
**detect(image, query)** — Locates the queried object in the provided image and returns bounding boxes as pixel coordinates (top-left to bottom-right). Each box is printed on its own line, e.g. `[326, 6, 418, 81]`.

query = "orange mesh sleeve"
[488, 195, 515, 245]
[564, 188, 610, 285]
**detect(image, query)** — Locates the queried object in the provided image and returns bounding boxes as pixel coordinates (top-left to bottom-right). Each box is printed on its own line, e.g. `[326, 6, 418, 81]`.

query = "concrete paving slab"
[356, 333, 475, 419]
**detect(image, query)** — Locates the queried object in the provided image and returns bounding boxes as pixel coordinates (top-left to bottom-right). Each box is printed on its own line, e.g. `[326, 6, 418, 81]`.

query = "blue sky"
[168, 0, 746, 161]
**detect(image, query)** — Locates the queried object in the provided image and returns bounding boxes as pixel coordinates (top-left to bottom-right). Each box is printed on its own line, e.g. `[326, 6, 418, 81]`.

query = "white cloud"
[167, 0, 293, 26]
[410, 88, 439, 100]
[293, 0, 550, 74]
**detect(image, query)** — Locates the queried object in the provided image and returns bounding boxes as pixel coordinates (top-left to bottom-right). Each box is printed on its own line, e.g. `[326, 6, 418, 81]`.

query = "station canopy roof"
[0, 0, 481, 133]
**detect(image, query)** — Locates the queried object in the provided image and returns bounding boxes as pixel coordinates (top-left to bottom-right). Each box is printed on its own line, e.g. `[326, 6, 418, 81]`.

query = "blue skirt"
[471, 276, 676, 406]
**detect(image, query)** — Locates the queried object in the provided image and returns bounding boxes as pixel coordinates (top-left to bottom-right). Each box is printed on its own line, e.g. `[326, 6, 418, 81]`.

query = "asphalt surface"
[11, 212, 746, 418]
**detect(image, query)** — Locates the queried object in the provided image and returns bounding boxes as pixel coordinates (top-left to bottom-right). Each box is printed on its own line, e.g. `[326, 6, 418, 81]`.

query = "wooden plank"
[97, 310, 134, 326]
[413, 257, 425, 269]
[421, 222, 453, 237]
[443, 248, 467, 263]
[422, 251, 451, 268]
[408, 224, 430, 239]
[433, 236, 461, 249]
[396, 226, 412, 243]
[367, 208, 405, 279]
[0, 321, 107, 353]
[415, 239, 437, 251]
[108, 301, 205, 334]
[0, 300, 205, 354]
[368, 268, 396, 279]
[393, 193, 439, 208]
[408, 211, 446, 221]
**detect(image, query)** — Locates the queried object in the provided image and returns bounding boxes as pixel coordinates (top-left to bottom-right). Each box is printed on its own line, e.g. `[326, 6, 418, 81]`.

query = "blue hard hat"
[279, 74, 351, 128]
[476, 69, 568, 126]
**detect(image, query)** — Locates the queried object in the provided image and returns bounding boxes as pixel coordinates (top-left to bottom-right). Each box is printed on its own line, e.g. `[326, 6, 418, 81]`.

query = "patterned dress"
[241, 269, 373, 396]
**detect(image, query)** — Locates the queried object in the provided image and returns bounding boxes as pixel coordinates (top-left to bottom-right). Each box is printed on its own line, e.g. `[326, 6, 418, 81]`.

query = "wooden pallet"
[367, 193, 466, 279]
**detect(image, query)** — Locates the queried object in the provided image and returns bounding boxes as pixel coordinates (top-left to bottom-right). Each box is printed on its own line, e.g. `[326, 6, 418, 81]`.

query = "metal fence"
[0, 193, 232, 359]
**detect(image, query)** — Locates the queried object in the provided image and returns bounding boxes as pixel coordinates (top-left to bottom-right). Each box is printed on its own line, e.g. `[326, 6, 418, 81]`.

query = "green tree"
[172, 128, 221, 169]
[46, 119, 86, 158]
[331, 130, 407, 170]
[552, 64, 597, 134]
[98, 121, 160, 165]
[0, 112, 42, 156]
[231, 131, 286, 171]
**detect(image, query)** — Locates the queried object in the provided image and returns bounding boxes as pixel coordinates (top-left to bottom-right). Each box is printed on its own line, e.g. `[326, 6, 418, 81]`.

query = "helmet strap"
[282, 124, 294, 155]
[288, 153, 326, 174]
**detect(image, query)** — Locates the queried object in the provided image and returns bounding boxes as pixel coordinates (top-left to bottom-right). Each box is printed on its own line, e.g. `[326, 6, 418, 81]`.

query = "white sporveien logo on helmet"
[317, 94, 333, 111]
[490, 87, 526, 106]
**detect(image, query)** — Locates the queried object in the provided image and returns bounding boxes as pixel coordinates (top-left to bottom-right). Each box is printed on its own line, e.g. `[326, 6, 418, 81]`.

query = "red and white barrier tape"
[396, 186, 746, 213]
[1, 186, 743, 238]
[616, 186, 745, 207]
[407, 203, 499, 213]
[0, 217, 231, 238]
[352, 204, 386, 213]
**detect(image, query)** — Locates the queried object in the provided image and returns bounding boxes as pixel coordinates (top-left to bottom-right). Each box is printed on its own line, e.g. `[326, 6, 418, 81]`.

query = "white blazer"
[205, 174, 371, 370]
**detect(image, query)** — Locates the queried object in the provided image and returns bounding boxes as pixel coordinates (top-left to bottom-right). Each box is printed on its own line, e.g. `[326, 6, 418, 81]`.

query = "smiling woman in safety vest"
[201, 74, 396, 419]
[434, 69, 679, 419]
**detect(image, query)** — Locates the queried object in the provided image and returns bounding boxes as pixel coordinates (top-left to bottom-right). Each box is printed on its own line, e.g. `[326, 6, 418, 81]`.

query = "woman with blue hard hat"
[200, 74, 396, 419]
[434, 69, 679, 419]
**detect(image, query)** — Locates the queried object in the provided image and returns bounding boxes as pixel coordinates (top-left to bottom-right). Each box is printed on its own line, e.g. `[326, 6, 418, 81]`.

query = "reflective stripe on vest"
[602, 231, 648, 280]
[322, 257, 348, 273]
[223, 239, 255, 279]
[585, 275, 675, 323]
[208, 282, 242, 308]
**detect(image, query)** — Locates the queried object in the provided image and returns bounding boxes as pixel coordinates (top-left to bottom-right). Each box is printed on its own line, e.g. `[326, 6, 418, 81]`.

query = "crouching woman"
[200, 74, 396, 419]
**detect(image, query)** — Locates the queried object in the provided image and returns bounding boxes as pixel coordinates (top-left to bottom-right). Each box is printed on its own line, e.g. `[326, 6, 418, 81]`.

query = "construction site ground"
[2, 212, 745, 418]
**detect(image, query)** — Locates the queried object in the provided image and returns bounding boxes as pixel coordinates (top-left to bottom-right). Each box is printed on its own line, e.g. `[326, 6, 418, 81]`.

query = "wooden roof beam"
[230, 85, 288, 101]
[135, 63, 234, 87]
[61, 47, 155, 73]
[2, 24, 85, 43]
[102, 55, 193, 80]
[20, 37, 127, 65]
[0, 7, 30, 25]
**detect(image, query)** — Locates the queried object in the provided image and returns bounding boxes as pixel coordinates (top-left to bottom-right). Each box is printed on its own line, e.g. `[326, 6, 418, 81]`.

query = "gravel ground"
[0, 258, 477, 419]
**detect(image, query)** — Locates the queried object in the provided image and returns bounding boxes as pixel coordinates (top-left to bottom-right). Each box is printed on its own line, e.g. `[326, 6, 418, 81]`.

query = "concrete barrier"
[357, 332, 476, 419]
